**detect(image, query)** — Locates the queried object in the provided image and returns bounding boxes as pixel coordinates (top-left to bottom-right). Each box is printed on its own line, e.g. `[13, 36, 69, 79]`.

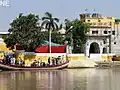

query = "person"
[38, 61, 40, 66]
[3, 54, 6, 63]
[55, 58, 58, 65]
[52, 57, 56, 66]
[48, 57, 50, 65]
[12, 56, 15, 65]
[5, 55, 9, 64]
[10, 56, 13, 65]
[18, 57, 22, 65]
[57, 56, 61, 64]
[8, 55, 11, 65]
[38, 58, 41, 66]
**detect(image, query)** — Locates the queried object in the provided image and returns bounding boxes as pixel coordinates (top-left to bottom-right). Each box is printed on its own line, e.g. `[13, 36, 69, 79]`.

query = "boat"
[0, 61, 69, 70]
[112, 55, 120, 61]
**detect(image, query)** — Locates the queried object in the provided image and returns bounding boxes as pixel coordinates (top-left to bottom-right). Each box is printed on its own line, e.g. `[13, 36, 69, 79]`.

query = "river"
[0, 68, 120, 90]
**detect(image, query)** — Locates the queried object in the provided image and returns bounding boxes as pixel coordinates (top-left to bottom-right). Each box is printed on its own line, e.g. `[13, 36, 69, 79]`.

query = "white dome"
[58, 28, 66, 34]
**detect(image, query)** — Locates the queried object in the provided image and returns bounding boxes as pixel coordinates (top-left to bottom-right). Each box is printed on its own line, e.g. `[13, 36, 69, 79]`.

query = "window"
[109, 22, 112, 26]
[108, 31, 111, 33]
[103, 48, 107, 53]
[99, 23, 102, 25]
[112, 31, 115, 35]
[114, 42, 116, 44]
[88, 20, 90, 22]
[92, 31, 98, 34]
[103, 40, 106, 44]
[104, 31, 107, 34]
[93, 23, 96, 25]
[104, 23, 107, 25]
[98, 20, 101, 22]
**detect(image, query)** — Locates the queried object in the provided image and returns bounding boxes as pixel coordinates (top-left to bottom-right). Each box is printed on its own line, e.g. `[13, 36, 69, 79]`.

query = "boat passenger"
[10, 56, 15, 65]
[42, 62, 46, 67]
[48, 57, 50, 65]
[18, 57, 22, 65]
[12, 57, 15, 65]
[20, 59, 25, 66]
[38, 58, 41, 66]
[56, 58, 58, 65]
[37, 61, 40, 66]
[8, 55, 11, 65]
[3, 54, 7, 64]
[52, 57, 55, 66]
[32, 60, 37, 66]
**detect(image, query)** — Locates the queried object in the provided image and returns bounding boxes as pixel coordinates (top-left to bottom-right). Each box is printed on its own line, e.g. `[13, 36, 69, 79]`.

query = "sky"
[0, 0, 120, 31]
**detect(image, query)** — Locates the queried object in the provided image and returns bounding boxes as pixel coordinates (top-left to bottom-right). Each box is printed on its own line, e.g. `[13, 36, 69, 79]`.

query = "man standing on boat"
[48, 57, 50, 65]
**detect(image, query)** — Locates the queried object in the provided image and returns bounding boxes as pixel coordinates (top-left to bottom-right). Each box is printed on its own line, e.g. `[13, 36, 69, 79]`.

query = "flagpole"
[49, 29, 52, 60]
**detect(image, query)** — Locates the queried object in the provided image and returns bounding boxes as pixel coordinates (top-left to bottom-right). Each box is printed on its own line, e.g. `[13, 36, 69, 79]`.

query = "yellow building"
[80, 13, 120, 60]
[0, 32, 12, 52]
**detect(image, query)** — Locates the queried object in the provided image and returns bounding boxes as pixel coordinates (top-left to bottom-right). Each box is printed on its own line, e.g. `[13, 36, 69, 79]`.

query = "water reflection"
[0, 68, 120, 90]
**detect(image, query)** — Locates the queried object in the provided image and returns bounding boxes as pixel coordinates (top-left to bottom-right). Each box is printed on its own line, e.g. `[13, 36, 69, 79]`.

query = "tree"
[41, 12, 59, 53]
[4, 13, 45, 51]
[64, 19, 90, 53]
[115, 18, 120, 24]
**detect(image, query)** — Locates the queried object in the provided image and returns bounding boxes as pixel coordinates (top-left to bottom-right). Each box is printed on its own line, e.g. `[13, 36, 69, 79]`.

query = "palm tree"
[41, 12, 59, 53]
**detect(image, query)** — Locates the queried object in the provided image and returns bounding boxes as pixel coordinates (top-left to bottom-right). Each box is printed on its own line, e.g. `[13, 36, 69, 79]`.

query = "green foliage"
[4, 13, 45, 51]
[4, 12, 89, 53]
[41, 12, 59, 31]
[64, 19, 90, 53]
[115, 18, 120, 24]
[41, 12, 63, 44]
[43, 31, 64, 44]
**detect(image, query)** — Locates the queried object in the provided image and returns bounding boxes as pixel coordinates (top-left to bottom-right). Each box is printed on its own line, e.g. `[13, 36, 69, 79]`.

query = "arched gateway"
[89, 42, 100, 53]
[86, 41, 103, 58]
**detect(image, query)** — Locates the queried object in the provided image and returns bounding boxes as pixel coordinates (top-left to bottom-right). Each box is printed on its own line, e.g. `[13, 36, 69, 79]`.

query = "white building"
[80, 13, 119, 58]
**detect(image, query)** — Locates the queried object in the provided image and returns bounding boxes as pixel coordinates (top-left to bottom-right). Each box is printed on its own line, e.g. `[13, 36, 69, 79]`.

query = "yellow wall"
[15, 51, 115, 66]
[101, 55, 113, 61]
[0, 42, 12, 52]
[67, 54, 85, 61]
[15, 52, 67, 66]
[0, 52, 4, 60]
[80, 13, 120, 27]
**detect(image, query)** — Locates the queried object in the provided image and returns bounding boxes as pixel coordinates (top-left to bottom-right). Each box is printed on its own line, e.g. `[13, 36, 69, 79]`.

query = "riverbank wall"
[13, 50, 115, 67]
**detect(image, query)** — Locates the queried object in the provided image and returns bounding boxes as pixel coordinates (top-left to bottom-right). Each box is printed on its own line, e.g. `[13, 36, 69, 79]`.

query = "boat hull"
[0, 61, 69, 70]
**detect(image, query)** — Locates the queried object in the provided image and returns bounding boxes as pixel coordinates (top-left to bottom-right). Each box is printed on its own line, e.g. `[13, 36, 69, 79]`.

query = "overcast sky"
[0, 0, 120, 31]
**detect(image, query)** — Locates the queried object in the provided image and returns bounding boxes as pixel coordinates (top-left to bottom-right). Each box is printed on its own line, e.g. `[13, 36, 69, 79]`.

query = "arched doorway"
[103, 47, 107, 53]
[89, 42, 100, 53]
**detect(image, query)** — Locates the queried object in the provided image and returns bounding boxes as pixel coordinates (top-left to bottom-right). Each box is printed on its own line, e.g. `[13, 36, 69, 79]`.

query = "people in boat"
[38, 58, 41, 66]
[10, 56, 15, 65]
[52, 57, 55, 66]
[3, 54, 7, 64]
[48, 57, 50, 65]
[19, 59, 25, 66]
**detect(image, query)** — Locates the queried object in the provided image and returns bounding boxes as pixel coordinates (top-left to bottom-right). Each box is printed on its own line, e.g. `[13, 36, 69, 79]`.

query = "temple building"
[80, 13, 120, 58]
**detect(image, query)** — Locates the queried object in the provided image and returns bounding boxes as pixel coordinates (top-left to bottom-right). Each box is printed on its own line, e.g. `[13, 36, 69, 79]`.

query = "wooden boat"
[0, 61, 69, 70]
[112, 56, 120, 61]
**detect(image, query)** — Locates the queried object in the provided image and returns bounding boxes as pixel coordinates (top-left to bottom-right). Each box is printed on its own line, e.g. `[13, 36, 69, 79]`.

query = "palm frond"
[45, 12, 52, 18]
[53, 22, 58, 30]
[41, 20, 49, 27]
[54, 18, 59, 22]
[41, 17, 50, 21]
[59, 24, 63, 29]
[19, 13, 23, 18]
[45, 23, 50, 30]
[64, 19, 70, 23]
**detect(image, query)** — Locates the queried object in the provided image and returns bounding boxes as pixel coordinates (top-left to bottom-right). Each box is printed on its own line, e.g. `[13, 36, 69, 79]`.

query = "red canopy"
[35, 45, 49, 53]
[35, 45, 66, 53]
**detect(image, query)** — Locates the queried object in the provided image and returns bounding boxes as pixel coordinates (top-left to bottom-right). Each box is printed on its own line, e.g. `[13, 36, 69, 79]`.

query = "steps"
[68, 59, 97, 68]
[95, 61, 120, 68]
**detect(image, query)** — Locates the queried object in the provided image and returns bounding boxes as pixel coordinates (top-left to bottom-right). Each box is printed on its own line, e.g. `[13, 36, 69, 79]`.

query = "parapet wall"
[15, 51, 115, 61]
